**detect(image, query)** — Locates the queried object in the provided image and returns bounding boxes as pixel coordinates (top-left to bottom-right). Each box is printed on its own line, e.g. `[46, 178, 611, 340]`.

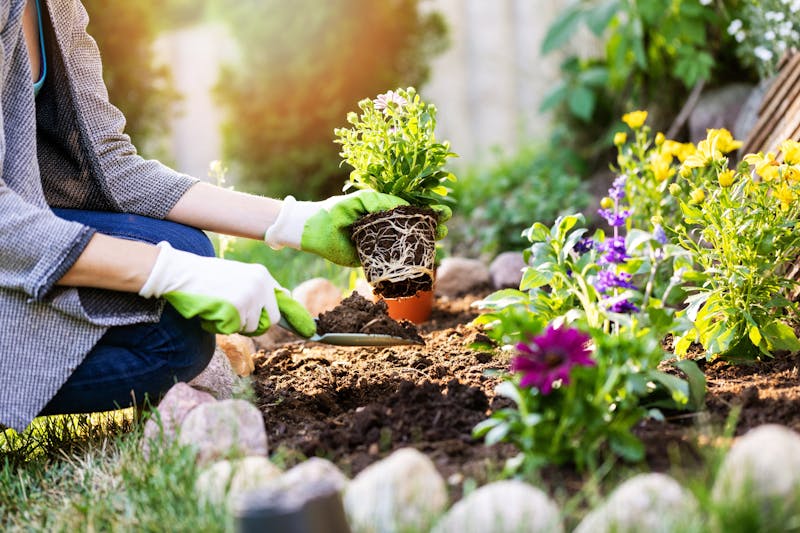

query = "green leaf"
[762, 321, 800, 352]
[520, 267, 554, 291]
[675, 359, 707, 411]
[495, 381, 524, 407]
[485, 423, 511, 446]
[577, 66, 609, 87]
[523, 222, 550, 243]
[748, 325, 762, 348]
[585, 0, 620, 35]
[609, 431, 645, 462]
[539, 82, 568, 112]
[472, 417, 501, 438]
[568, 85, 596, 122]
[541, 7, 584, 54]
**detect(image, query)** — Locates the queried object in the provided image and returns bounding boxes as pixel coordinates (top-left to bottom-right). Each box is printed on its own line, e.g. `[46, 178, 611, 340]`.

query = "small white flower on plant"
[374, 90, 408, 113]
[754, 46, 774, 62]
[735, 30, 746, 43]
[699, 0, 712, 5]
[727, 19, 743, 35]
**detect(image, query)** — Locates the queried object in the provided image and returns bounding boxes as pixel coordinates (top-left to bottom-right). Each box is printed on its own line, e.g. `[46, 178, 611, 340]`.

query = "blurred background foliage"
[83, 0, 767, 265]
[213, 0, 449, 199]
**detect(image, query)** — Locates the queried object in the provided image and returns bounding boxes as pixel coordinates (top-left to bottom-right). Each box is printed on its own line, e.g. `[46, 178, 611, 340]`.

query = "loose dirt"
[315, 293, 423, 344]
[252, 292, 800, 499]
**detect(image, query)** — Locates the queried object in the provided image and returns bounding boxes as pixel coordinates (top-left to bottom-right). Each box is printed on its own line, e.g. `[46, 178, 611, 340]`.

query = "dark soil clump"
[316, 293, 423, 344]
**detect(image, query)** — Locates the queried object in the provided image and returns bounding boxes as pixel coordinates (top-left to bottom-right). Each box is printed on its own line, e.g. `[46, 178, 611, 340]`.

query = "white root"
[353, 212, 436, 287]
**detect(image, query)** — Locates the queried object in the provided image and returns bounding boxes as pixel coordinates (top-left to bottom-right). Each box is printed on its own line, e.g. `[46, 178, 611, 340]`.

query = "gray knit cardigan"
[1, 0, 198, 431]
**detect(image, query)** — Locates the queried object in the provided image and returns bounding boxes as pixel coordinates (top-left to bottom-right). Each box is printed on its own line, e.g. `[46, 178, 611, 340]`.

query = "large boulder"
[433, 480, 562, 533]
[178, 399, 268, 466]
[277, 457, 349, 493]
[195, 456, 282, 507]
[436, 257, 491, 297]
[574, 473, 700, 533]
[344, 448, 447, 532]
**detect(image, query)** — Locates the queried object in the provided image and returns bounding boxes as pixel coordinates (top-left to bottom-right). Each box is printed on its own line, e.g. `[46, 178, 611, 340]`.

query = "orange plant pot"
[379, 289, 434, 324]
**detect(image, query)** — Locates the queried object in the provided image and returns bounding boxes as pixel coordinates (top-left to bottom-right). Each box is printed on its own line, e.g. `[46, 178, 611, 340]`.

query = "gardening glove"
[264, 190, 451, 267]
[139, 242, 316, 337]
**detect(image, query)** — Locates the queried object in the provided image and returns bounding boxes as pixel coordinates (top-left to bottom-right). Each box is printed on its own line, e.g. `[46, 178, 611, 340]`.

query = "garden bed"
[252, 292, 800, 498]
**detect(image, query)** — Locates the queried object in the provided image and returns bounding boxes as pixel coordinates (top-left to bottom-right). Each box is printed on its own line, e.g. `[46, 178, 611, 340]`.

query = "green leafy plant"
[334, 87, 457, 207]
[670, 138, 800, 359]
[448, 143, 589, 257]
[473, 323, 702, 474]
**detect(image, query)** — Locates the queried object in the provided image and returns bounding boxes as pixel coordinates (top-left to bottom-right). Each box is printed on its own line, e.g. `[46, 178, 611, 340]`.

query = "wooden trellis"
[742, 50, 800, 155]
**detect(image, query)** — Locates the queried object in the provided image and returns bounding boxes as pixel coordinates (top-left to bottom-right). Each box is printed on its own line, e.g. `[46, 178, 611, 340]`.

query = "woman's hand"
[139, 242, 315, 336]
[264, 190, 450, 266]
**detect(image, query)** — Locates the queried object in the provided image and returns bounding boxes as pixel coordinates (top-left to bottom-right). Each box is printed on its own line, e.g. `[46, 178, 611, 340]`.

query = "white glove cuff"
[138, 241, 175, 298]
[264, 195, 309, 251]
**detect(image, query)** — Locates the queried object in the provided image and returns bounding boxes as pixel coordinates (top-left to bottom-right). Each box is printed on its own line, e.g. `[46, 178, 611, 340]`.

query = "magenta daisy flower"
[511, 326, 594, 394]
[374, 90, 408, 113]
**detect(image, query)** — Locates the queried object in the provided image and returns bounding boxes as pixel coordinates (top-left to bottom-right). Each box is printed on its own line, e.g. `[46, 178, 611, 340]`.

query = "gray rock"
[433, 480, 563, 533]
[189, 346, 236, 399]
[195, 456, 282, 507]
[142, 382, 216, 456]
[278, 457, 349, 493]
[712, 424, 800, 507]
[436, 257, 490, 297]
[574, 473, 700, 533]
[488, 251, 527, 289]
[688, 83, 755, 144]
[344, 448, 447, 533]
[179, 399, 268, 466]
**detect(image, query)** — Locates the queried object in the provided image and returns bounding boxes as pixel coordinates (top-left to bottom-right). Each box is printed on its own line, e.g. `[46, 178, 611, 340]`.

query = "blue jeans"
[39, 209, 216, 416]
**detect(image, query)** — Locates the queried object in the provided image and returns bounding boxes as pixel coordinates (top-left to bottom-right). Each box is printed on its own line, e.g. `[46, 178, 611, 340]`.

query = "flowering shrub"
[727, 0, 800, 78]
[671, 138, 800, 359]
[334, 87, 457, 207]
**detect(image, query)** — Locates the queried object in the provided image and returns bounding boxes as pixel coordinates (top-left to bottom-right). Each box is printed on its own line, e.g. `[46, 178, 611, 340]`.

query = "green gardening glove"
[139, 242, 315, 337]
[264, 190, 451, 267]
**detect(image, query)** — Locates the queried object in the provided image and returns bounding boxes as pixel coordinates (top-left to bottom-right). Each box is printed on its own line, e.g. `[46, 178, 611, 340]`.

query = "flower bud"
[655, 132, 665, 146]
[669, 183, 681, 196]
[600, 197, 614, 209]
[614, 132, 627, 146]
[718, 170, 735, 188]
[679, 165, 693, 179]
[689, 188, 705, 204]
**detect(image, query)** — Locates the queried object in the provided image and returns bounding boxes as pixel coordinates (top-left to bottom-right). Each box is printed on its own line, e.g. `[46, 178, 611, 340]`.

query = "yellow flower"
[689, 188, 705, 204]
[655, 132, 665, 146]
[780, 139, 800, 165]
[718, 169, 735, 187]
[684, 137, 723, 169]
[600, 197, 614, 209]
[622, 110, 648, 129]
[650, 153, 675, 182]
[774, 182, 796, 212]
[784, 165, 800, 183]
[669, 183, 681, 196]
[663, 140, 697, 163]
[745, 152, 781, 182]
[614, 132, 627, 146]
[707, 128, 743, 154]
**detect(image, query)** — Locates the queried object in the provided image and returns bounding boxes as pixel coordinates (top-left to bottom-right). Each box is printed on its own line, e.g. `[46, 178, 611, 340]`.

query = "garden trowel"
[278, 317, 424, 347]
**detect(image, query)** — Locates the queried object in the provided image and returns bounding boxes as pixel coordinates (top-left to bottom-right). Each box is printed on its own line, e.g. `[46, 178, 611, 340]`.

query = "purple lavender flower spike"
[608, 299, 640, 313]
[598, 236, 629, 265]
[598, 208, 631, 227]
[593, 269, 636, 294]
[609, 175, 627, 200]
[511, 325, 595, 394]
[653, 225, 668, 245]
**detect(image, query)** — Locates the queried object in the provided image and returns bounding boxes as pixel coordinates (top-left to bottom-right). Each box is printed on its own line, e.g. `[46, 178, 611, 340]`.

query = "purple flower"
[653, 225, 668, 245]
[598, 236, 629, 265]
[607, 299, 640, 313]
[593, 269, 636, 294]
[374, 90, 408, 114]
[511, 326, 595, 394]
[574, 237, 594, 254]
[598, 208, 631, 227]
[609, 175, 627, 200]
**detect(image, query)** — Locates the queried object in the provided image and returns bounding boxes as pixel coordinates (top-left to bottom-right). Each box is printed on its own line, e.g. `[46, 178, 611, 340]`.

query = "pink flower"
[374, 90, 407, 113]
[511, 326, 594, 394]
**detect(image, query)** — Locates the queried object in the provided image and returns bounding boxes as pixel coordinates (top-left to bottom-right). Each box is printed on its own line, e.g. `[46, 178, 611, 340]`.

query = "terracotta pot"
[380, 289, 434, 324]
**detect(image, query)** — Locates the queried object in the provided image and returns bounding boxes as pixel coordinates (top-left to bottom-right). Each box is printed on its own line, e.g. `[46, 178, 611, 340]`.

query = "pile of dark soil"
[315, 294, 423, 344]
[252, 292, 800, 499]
